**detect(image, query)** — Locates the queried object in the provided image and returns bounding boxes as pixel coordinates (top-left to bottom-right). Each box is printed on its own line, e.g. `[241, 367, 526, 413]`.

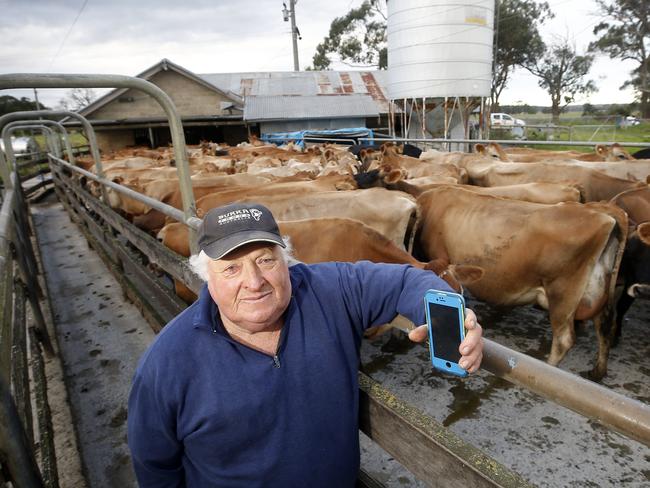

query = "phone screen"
[427, 301, 462, 363]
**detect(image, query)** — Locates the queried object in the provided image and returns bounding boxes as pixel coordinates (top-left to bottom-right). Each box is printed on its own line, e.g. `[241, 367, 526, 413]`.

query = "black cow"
[347, 143, 422, 159]
[632, 147, 650, 159]
[615, 223, 650, 342]
[610, 186, 650, 343]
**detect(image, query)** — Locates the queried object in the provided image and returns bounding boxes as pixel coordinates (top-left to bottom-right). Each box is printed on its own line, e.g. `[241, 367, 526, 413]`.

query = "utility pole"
[33, 89, 41, 110]
[282, 1, 300, 71]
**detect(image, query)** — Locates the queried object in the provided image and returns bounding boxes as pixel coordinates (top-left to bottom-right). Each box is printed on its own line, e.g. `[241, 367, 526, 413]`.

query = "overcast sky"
[0, 0, 637, 109]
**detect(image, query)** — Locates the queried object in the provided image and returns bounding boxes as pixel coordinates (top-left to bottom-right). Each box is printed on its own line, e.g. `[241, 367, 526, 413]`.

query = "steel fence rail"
[0, 183, 47, 487]
[482, 339, 650, 447]
[0, 110, 102, 181]
[5, 120, 75, 165]
[49, 155, 202, 231]
[359, 136, 650, 148]
[3, 122, 73, 166]
[0, 73, 199, 251]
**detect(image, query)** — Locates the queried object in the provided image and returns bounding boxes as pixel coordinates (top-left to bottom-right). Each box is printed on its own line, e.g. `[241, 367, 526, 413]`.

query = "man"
[128, 202, 483, 487]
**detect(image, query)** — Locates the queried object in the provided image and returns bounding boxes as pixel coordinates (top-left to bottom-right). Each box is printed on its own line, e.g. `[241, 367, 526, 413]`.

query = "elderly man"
[128, 202, 483, 487]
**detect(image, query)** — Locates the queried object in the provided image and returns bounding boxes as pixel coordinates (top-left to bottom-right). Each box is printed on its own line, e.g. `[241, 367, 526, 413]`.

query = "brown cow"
[195, 188, 419, 251]
[496, 143, 633, 163]
[416, 186, 628, 380]
[371, 169, 582, 204]
[465, 160, 643, 202]
[157, 218, 483, 304]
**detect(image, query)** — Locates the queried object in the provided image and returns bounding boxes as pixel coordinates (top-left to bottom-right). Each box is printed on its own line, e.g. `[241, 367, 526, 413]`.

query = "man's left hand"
[408, 308, 483, 374]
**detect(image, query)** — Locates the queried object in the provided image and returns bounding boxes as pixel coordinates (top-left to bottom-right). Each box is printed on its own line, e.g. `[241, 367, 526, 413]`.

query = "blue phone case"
[424, 289, 468, 377]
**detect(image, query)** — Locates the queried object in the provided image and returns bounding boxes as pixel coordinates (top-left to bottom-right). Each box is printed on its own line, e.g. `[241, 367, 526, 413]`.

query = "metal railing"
[360, 135, 650, 149]
[0, 74, 199, 251]
[0, 168, 56, 487]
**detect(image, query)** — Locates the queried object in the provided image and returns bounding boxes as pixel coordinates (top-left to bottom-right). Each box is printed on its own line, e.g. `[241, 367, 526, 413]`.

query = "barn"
[74, 58, 391, 152]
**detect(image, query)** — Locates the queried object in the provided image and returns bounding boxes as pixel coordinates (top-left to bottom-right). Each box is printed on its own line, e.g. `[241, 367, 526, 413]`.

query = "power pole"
[282, 1, 300, 71]
[33, 89, 41, 110]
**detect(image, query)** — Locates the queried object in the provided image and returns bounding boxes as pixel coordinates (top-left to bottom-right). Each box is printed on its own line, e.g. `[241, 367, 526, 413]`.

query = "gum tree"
[525, 41, 596, 124]
[491, 0, 553, 109]
[589, 0, 650, 118]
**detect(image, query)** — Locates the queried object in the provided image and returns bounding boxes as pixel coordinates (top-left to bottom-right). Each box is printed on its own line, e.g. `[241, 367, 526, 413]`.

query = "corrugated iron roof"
[244, 94, 379, 121]
[200, 71, 390, 113]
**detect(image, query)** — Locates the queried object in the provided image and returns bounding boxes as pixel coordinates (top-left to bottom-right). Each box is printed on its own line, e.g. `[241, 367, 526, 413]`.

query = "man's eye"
[259, 258, 276, 266]
[222, 266, 239, 276]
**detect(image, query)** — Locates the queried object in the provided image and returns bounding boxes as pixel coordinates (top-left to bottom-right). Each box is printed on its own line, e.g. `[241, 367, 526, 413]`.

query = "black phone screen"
[428, 302, 462, 363]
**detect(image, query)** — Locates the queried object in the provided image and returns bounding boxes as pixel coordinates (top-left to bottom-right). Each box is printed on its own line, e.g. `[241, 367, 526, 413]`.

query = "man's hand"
[408, 308, 483, 374]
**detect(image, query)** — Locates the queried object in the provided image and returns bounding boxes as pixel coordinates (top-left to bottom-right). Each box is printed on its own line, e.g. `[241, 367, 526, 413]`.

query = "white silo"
[386, 0, 495, 142]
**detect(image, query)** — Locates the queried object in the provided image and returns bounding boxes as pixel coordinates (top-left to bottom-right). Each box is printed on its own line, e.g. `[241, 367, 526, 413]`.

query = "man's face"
[206, 242, 292, 334]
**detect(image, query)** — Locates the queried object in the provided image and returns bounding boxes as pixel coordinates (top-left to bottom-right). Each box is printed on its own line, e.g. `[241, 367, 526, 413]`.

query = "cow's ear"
[448, 264, 484, 284]
[637, 222, 650, 245]
[423, 258, 449, 275]
[383, 169, 404, 184]
[595, 144, 607, 155]
[474, 143, 485, 154]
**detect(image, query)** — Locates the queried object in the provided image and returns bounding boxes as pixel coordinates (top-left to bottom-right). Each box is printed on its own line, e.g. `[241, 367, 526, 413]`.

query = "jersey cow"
[157, 218, 483, 304]
[416, 186, 628, 380]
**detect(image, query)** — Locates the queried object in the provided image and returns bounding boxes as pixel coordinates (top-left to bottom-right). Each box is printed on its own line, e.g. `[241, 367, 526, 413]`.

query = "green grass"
[493, 114, 649, 152]
[33, 132, 89, 151]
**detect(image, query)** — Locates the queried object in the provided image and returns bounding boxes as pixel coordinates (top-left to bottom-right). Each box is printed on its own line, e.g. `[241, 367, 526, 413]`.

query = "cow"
[131, 173, 357, 232]
[465, 160, 643, 202]
[157, 218, 483, 306]
[366, 169, 583, 204]
[415, 186, 628, 380]
[380, 143, 468, 182]
[632, 147, 650, 160]
[195, 187, 419, 251]
[495, 143, 633, 162]
[609, 187, 650, 339]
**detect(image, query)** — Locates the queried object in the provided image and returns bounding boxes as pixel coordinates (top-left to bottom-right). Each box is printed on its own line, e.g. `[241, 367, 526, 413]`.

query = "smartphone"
[424, 289, 468, 377]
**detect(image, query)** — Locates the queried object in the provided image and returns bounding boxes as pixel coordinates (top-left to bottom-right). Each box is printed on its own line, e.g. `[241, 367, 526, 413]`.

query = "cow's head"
[424, 258, 484, 294]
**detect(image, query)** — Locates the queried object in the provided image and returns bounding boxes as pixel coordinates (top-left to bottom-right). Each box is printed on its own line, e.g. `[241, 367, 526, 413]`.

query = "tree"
[589, 0, 650, 118]
[0, 95, 49, 116]
[491, 0, 553, 109]
[311, 0, 387, 70]
[525, 41, 596, 123]
[57, 88, 98, 111]
[582, 103, 600, 116]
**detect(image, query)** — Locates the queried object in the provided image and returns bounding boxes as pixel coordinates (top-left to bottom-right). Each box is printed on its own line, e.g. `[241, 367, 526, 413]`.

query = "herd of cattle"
[71, 137, 650, 381]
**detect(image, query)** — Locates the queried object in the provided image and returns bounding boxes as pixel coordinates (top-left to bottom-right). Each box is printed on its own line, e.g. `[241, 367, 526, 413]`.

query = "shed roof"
[75, 59, 391, 123]
[244, 94, 379, 121]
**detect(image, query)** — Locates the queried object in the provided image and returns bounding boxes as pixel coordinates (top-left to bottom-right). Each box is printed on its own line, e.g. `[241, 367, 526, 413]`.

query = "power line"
[46, 0, 89, 72]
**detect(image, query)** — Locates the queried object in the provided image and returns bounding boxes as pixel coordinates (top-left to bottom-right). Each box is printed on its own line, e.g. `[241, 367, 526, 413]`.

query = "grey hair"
[188, 237, 298, 282]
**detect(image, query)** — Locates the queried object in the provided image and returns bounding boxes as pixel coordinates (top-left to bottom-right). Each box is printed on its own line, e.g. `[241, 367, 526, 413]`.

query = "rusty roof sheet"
[244, 94, 379, 121]
[200, 71, 390, 113]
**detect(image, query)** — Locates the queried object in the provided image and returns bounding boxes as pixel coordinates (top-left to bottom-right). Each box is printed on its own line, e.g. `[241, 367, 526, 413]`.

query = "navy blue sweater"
[127, 261, 452, 487]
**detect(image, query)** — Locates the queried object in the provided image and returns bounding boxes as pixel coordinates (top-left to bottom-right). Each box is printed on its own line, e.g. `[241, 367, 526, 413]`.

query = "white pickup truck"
[490, 113, 526, 127]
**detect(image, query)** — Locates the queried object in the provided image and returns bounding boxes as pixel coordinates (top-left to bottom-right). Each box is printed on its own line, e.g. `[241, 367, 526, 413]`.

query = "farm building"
[74, 58, 390, 152]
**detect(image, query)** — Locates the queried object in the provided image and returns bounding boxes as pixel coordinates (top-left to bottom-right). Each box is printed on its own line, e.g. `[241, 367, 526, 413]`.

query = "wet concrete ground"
[360, 296, 650, 487]
[32, 199, 154, 487]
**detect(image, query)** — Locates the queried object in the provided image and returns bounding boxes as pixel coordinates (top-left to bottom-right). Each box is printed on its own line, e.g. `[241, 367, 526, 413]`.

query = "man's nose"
[242, 264, 265, 289]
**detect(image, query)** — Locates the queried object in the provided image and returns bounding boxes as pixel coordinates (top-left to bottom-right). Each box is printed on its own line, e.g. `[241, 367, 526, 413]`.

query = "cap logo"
[250, 208, 262, 221]
[216, 207, 263, 225]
